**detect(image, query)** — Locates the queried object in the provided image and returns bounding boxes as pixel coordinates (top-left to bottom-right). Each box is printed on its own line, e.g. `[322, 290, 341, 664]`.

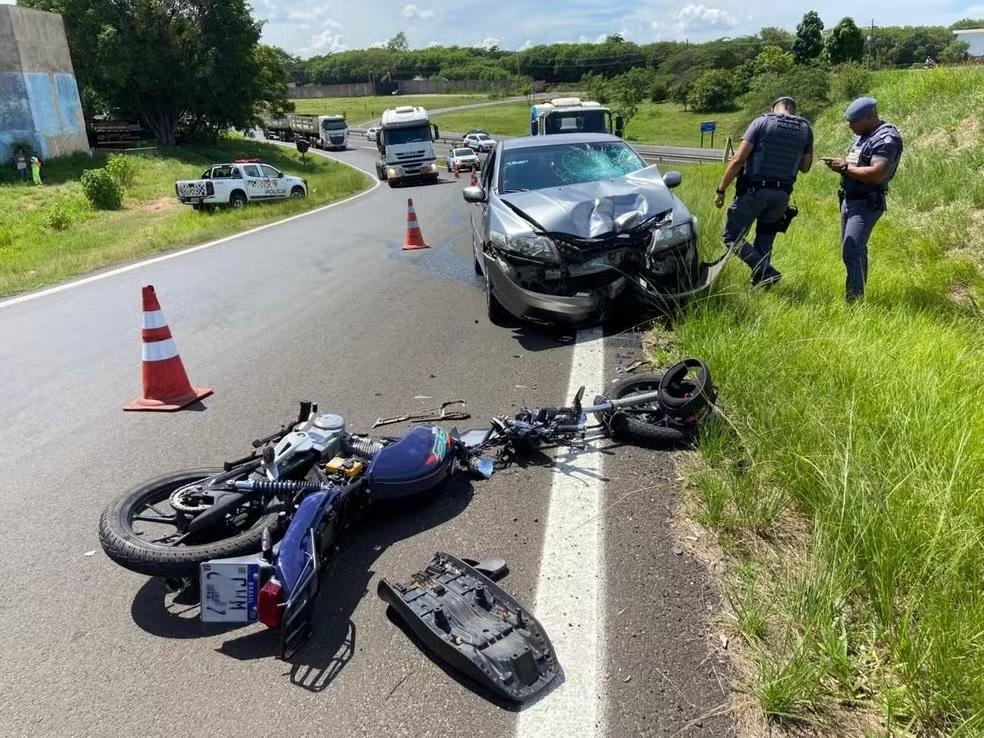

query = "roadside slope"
[666, 66, 984, 735]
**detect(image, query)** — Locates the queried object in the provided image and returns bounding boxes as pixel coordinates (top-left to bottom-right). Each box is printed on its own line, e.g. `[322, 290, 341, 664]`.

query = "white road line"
[0, 156, 379, 310]
[517, 325, 606, 737]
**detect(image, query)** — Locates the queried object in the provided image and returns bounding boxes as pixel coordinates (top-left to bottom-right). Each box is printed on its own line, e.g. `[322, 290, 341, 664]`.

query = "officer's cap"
[772, 96, 796, 109]
[844, 97, 877, 122]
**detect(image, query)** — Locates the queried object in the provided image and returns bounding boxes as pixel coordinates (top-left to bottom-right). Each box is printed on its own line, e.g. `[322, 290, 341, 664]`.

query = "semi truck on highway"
[262, 113, 349, 150]
[530, 97, 624, 138]
[374, 105, 441, 186]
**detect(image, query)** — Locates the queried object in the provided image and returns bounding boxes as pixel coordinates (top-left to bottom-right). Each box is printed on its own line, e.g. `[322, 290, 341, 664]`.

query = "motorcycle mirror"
[471, 456, 495, 479]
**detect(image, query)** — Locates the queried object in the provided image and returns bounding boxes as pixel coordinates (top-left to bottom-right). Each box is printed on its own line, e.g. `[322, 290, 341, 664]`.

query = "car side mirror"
[462, 186, 486, 203]
[614, 114, 624, 138]
[663, 171, 682, 189]
[530, 121, 538, 136]
[278, 172, 284, 178]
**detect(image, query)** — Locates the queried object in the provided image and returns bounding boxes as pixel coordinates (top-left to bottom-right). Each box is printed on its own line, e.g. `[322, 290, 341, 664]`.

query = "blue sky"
[248, 0, 984, 57]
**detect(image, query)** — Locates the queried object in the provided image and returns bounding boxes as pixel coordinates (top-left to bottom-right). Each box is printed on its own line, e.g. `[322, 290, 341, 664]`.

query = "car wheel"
[229, 191, 247, 209]
[290, 186, 306, 199]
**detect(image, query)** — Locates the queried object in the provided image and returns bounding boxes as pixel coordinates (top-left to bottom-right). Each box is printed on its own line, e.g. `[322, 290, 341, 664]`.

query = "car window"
[211, 165, 239, 179]
[454, 148, 473, 156]
[242, 164, 261, 177]
[259, 165, 280, 178]
[499, 142, 644, 193]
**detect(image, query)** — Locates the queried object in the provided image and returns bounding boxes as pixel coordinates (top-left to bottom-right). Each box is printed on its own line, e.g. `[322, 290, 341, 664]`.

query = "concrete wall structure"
[0, 5, 89, 162]
[953, 29, 984, 58]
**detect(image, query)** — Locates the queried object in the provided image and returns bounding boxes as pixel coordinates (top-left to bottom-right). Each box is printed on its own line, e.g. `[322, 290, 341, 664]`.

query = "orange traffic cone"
[470, 169, 479, 187]
[453, 163, 460, 180]
[403, 198, 430, 251]
[123, 285, 213, 411]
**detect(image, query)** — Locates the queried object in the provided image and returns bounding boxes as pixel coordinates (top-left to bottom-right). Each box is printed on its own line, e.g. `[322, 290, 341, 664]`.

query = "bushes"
[687, 69, 737, 113]
[81, 168, 124, 210]
[742, 66, 831, 122]
[105, 153, 137, 187]
[832, 62, 872, 101]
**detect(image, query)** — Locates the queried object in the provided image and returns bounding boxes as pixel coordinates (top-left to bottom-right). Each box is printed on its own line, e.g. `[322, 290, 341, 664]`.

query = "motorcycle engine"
[268, 413, 346, 477]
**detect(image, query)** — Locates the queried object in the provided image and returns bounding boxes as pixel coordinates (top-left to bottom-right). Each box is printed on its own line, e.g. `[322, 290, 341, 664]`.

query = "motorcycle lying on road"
[99, 359, 715, 657]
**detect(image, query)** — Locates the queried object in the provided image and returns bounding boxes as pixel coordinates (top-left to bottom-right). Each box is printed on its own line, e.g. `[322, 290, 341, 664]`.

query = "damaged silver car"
[464, 133, 727, 324]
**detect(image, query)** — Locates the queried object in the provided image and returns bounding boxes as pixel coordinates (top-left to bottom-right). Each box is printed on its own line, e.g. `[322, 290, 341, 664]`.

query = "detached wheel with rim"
[595, 373, 692, 448]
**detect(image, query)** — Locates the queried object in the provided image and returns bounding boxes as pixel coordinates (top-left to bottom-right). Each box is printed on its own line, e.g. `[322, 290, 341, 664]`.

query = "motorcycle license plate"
[199, 562, 260, 623]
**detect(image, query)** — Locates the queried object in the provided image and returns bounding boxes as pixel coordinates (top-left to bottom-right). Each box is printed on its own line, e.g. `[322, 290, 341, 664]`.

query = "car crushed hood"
[499, 165, 678, 238]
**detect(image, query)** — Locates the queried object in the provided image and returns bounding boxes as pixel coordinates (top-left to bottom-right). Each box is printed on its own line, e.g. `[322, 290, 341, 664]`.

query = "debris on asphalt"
[378, 552, 558, 703]
[672, 545, 684, 556]
[373, 399, 470, 428]
[413, 395, 433, 400]
[84, 550, 95, 557]
[623, 674, 632, 683]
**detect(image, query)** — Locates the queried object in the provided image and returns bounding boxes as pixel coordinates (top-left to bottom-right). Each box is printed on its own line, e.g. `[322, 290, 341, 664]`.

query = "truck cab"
[530, 97, 624, 138]
[318, 115, 348, 150]
[375, 106, 441, 186]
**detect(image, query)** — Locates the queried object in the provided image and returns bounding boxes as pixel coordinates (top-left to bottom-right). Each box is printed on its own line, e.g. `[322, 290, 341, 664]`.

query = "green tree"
[950, 19, 984, 30]
[687, 69, 736, 113]
[756, 45, 795, 74]
[608, 68, 654, 124]
[792, 11, 825, 64]
[20, 0, 288, 146]
[759, 27, 795, 50]
[387, 31, 409, 53]
[831, 62, 871, 101]
[669, 80, 693, 111]
[940, 40, 970, 63]
[606, 33, 625, 44]
[742, 66, 830, 122]
[826, 17, 865, 64]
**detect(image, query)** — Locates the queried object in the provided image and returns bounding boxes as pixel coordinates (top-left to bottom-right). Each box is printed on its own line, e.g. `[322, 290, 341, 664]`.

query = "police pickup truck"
[175, 159, 308, 210]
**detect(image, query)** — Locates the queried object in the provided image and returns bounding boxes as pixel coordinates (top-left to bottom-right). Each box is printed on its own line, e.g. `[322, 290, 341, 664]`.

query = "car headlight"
[490, 231, 561, 262]
[428, 162, 438, 172]
[650, 220, 694, 251]
[387, 167, 398, 177]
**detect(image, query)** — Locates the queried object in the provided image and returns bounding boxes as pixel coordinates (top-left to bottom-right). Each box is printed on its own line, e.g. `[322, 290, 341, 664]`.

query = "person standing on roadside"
[30, 154, 42, 186]
[822, 97, 903, 302]
[15, 150, 28, 182]
[714, 96, 814, 287]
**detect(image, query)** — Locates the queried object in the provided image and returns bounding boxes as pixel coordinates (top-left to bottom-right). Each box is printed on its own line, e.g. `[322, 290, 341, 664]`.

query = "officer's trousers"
[722, 189, 789, 278]
[840, 199, 883, 301]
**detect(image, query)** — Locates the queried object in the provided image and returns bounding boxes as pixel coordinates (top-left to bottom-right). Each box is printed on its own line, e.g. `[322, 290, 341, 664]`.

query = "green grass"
[0, 138, 370, 296]
[432, 100, 746, 147]
[290, 94, 485, 123]
[663, 66, 984, 734]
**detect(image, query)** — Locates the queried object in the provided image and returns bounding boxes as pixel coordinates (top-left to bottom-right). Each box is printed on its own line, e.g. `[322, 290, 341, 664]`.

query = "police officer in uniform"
[823, 97, 903, 302]
[715, 96, 813, 287]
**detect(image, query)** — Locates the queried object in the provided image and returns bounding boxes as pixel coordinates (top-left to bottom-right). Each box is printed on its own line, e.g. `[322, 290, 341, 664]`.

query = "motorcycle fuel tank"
[367, 425, 456, 500]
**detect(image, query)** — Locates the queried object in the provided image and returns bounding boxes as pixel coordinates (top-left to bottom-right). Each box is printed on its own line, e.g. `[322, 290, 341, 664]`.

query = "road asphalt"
[0, 146, 734, 737]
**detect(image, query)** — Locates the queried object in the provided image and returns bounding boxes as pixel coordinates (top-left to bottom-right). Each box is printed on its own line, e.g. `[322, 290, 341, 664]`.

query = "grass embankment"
[291, 94, 484, 123]
[663, 67, 984, 734]
[0, 139, 370, 297]
[432, 100, 746, 147]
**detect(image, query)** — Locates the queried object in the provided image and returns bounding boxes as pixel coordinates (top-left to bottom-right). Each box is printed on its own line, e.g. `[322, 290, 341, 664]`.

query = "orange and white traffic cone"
[123, 285, 213, 411]
[402, 198, 430, 251]
[453, 163, 460, 180]
[469, 169, 479, 187]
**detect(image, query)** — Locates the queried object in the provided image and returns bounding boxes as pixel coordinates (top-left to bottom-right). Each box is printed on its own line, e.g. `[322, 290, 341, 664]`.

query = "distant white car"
[366, 126, 380, 142]
[447, 147, 480, 172]
[462, 132, 497, 153]
[174, 160, 307, 210]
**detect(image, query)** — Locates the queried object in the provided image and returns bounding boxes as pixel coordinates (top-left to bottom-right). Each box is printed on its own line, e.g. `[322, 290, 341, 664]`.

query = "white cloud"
[402, 3, 435, 20]
[477, 37, 501, 50]
[676, 4, 738, 30]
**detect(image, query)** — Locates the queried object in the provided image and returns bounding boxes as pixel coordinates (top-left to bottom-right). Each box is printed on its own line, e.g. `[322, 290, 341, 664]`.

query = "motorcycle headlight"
[650, 220, 694, 251]
[490, 231, 561, 262]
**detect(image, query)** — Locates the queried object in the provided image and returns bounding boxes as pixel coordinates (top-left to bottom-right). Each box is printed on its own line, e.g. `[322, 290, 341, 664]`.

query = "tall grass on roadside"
[662, 66, 984, 734]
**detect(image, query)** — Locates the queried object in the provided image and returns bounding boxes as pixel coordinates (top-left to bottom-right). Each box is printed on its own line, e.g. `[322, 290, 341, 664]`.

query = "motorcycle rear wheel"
[98, 468, 282, 579]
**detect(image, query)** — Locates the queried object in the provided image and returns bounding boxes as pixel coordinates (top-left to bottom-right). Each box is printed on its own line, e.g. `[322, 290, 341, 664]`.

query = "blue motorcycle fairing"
[275, 487, 342, 598]
[367, 425, 457, 500]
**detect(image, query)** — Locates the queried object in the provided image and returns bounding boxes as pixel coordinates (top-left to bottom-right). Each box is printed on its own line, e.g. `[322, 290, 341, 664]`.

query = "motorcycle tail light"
[258, 579, 284, 629]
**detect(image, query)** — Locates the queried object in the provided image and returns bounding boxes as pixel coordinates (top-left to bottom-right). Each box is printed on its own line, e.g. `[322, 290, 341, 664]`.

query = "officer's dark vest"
[745, 113, 810, 184]
[841, 122, 904, 197]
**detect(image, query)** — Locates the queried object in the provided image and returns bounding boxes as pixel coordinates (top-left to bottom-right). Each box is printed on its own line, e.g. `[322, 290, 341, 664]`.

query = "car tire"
[229, 190, 247, 209]
[485, 273, 511, 326]
[290, 186, 306, 199]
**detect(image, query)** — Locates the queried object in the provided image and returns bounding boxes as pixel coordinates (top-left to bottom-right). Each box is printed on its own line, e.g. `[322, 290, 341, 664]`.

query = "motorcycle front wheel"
[98, 468, 282, 578]
[595, 373, 692, 448]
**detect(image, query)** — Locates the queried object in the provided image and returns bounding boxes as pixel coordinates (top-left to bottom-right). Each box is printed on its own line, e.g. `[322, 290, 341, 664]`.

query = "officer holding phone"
[823, 97, 903, 302]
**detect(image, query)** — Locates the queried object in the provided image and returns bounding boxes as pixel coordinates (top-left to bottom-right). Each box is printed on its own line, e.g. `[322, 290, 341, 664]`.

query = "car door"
[473, 149, 496, 268]
[240, 164, 267, 199]
[260, 165, 288, 197]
